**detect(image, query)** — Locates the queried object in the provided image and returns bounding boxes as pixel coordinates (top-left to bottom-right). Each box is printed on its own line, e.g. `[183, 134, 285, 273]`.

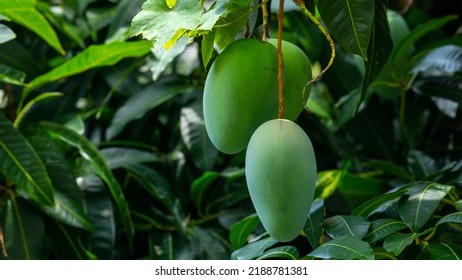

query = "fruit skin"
[267, 39, 312, 120]
[203, 39, 278, 154]
[245, 119, 316, 242]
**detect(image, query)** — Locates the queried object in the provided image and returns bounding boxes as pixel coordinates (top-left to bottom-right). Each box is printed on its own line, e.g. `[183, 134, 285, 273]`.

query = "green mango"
[203, 39, 278, 154]
[245, 119, 317, 242]
[267, 39, 312, 120]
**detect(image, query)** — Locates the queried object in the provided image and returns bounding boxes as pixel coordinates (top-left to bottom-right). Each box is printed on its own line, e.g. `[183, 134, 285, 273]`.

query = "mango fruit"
[245, 119, 317, 242]
[267, 39, 312, 120]
[203, 39, 278, 154]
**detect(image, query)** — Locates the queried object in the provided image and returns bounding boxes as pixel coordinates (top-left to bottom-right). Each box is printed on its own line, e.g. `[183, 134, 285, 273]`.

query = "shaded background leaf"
[308, 236, 374, 260]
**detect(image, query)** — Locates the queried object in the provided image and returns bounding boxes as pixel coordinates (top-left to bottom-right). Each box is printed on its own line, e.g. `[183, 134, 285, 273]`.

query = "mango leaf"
[47, 220, 95, 260]
[190, 171, 220, 216]
[0, 0, 64, 54]
[26, 40, 151, 92]
[231, 236, 278, 260]
[257, 246, 299, 260]
[0, 24, 15, 44]
[383, 230, 430, 256]
[412, 45, 462, 75]
[1, 197, 47, 259]
[15, 92, 63, 127]
[364, 218, 408, 243]
[436, 212, 462, 227]
[456, 200, 462, 212]
[390, 15, 458, 76]
[84, 188, 117, 259]
[413, 76, 462, 104]
[0, 113, 54, 206]
[352, 186, 409, 217]
[180, 101, 218, 171]
[124, 164, 174, 209]
[324, 215, 370, 239]
[367, 160, 414, 181]
[229, 214, 260, 250]
[359, 0, 392, 111]
[150, 36, 189, 80]
[315, 0, 374, 59]
[39, 121, 134, 247]
[0, 41, 42, 78]
[100, 147, 160, 170]
[373, 247, 397, 260]
[130, 0, 202, 50]
[425, 243, 462, 260]
[303, 199, 324, 249]
[106, 84, 186, 140]
[407, 150, 438, 180]
[308, 236, 374, 260]
[25, 131, 93, 231]
[0, 64, 26, 86]
[398, 182, 453, 232]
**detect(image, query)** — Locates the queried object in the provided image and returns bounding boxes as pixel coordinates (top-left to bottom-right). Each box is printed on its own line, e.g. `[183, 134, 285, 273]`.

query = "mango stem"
[277, 0, 285, 119]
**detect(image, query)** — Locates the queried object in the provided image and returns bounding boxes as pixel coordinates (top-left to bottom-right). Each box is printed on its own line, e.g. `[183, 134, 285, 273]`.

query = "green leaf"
[1, 197, 47, 259]
[407, 150, 438, 180]
[124, 164, 174, 209]
[390, 15, 458, 75]
[39, 121, 134, 247]
[412, 45, 462, 75]
[26, 40, 151, 92]
[231, 236, 278, 260]
[398, 182, 453, 232]
[229, 214, 260, 250]
[107, 0, 145, 40]
[364, 218, 408, 243]
[359, 0, 392, 110]
[436, 212, 462, 227]
[213, 4, 250, 50]
[303, 199, 324, 249]
[46, 220, 95, 260]
[0, 64, 26, 86]
[0, 40, 42, 78]
[0, 0, 64, 54]
[352, 186, 409, 217]
[324, 215, 370, 239]
[180, 101, 218, 171]
[383, 230, 430, 256]
[0, 23, 15, 44]
[315, 0, 374, 59]
[190, 171, 220, 216]
[84, 188, 116, 259]
[425, 243, 462, 260]
[201, 31, 215, 68]
[0, 113, 54, 206]
[257, 246, 299, 260]
[308, 236, 374, 260]
[130, 0, 203, 50]
[25, 131, 93, 231]
[456, 200, 462, 212]
[15, 92, 63, 127]
[100, 147, 160, 170]
[413, 76, 462, 104]
[150, 36, 189, 80]
[106, 84, 185, 140]
[367, 160, 414, 181]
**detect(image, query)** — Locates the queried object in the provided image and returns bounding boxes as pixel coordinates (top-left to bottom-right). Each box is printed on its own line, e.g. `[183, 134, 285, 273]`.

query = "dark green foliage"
[0, 0, 460, 260]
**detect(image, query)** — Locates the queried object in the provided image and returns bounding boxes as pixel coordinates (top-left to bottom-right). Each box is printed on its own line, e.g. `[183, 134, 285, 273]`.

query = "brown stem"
[277, 0, 285, 119]
[261, 0, 269, 41]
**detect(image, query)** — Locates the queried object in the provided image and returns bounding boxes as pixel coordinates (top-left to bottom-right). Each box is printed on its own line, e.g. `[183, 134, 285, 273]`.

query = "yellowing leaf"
[166, 0, 176, 9]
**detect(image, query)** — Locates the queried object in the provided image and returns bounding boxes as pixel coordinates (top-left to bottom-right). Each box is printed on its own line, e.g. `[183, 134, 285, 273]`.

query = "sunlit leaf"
[229, 214, 260, 250]
[364, 218, 408, 243]
[308, 236, 374, 260]
[257, 246, 299, 260]
[398, 182, 453, 231]
[0, 0, 65, 54]
[26, 40, 151, 92]
[383, 230, 430, 256]
[0, 24, 15, 44]
[0, 113, 54, 206]
[315, 0, 374, 59]
[324, 215, 370, 239]
[231, 236, 278, 260]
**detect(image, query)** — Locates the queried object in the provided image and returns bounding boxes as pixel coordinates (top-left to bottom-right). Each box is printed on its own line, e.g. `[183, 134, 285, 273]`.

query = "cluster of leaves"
[0, 0, 461, 260]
